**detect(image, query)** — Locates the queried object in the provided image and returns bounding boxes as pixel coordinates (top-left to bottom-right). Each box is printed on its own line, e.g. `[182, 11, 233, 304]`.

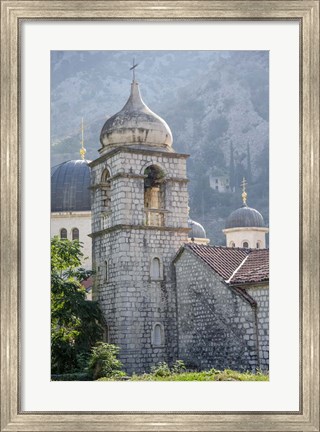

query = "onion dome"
[51, 160, 91, 212]
[188, 218, 207, 239]
[100, 80, 173, 152]
[225, 205, 265, 229]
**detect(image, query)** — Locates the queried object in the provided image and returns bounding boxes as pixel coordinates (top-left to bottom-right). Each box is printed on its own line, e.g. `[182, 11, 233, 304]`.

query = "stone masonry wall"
[247, 286, 269, 370]
[93, 228, 187, 373]
[90, 149, 189, 233]
[175, 249, 269, 372]
[90, 148, 189, 374]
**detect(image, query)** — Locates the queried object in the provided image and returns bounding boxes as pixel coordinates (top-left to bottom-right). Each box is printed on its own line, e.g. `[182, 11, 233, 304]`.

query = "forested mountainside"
[51, 51, 269, 245]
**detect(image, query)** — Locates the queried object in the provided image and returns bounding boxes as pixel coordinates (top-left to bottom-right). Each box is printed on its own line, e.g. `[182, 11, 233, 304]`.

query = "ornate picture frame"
[1, 1, 319, 431]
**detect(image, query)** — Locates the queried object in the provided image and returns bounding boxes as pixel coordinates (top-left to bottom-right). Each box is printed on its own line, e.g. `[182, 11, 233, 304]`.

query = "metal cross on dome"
[130, 58, 139, 81]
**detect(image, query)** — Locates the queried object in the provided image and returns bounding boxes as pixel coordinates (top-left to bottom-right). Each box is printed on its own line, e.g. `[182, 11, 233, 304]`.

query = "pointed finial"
[130, 58, 139, 82]
[80, 117, 86, 160]
[241, 177, 247, 205]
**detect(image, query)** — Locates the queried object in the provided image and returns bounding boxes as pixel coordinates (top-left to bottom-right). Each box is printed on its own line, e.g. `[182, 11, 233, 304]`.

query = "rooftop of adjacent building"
[177, 243, 269, 286]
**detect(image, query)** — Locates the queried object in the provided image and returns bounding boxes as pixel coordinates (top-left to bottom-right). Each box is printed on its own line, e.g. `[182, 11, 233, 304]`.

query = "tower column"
[90, 76, 189, 373]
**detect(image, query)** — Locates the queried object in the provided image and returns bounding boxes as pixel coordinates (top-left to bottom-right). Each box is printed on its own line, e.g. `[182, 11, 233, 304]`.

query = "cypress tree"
[247, 143, 253, 184]
[229, 142, 235, 192]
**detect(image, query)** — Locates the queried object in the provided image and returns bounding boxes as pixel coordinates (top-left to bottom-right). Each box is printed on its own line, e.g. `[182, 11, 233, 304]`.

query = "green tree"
[51, 237, 104, 375]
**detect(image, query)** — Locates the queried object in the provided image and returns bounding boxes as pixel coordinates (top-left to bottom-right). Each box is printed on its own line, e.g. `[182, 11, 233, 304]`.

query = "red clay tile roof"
[185, 243, 269, 285]
[81, 275, 93, 290]
[229, 248, 269, 285]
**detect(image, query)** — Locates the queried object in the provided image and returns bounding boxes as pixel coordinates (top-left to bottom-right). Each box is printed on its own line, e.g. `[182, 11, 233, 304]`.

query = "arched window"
[152, 323, 164, 347]
[229, 241, 235, 248]
[256, 241, 261, 249]
[101, 168, 111, 211]
[151, 257, 161, 279]
[101, 168, 110, 183]
[60, 228, 67, 239]
[243, 241, 249, 248]
[144, 165, 165, 226]
[154, 325, 161, 345]
[72, 228, 79, 241]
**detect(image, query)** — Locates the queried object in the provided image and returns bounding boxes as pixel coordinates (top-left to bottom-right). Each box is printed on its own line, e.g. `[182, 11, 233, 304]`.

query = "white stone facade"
[223, 226, 268, 249]
[51, 211, 92, 269]
[209, 175, 231, 193]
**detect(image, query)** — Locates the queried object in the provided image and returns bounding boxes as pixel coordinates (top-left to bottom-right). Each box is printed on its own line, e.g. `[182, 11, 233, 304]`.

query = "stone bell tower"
[90, 76, 189, 374]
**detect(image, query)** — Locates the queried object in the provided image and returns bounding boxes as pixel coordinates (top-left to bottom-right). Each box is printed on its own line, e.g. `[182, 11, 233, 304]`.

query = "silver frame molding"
[1, 1, 319, 431]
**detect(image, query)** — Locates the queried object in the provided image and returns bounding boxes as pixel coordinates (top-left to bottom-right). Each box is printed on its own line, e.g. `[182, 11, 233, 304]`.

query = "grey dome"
[188, 218, 206, 239]
[100, 80, 173, 151]
[225, 205, 265, 229]
[51, 160, 91, 212]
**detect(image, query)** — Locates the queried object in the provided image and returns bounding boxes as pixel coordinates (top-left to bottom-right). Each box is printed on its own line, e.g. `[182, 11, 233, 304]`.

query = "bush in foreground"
[88, 342, 125, 380]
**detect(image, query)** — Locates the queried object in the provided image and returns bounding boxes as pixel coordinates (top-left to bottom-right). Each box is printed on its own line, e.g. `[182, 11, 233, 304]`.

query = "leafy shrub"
[75, 352, 91, 372]
[171, 360, 187, 374]
[51, 237, 104, 375]
[88, 342, 123, 380]
[151, 362, 171, 377]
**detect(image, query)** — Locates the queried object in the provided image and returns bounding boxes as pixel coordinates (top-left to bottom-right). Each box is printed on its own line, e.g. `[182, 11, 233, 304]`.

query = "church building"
[223, 178, 269, 249]
[87, 75, 269, 374]
[50, 68, 269, 374]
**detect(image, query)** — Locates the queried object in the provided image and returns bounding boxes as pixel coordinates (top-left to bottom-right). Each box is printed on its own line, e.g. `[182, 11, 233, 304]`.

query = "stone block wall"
[90, 148, 189, 233]
[175, 249, 269, 372]
[90, 147, 189, 374]
[92, 227, 188, 373]
[247, 286, 269, 370]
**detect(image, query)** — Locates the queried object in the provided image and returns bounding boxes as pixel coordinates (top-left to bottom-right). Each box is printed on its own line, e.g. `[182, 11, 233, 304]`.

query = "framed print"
[1, 1, 319, 431]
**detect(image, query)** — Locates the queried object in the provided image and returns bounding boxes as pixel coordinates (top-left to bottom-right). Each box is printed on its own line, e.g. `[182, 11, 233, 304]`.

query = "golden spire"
[241, 177, 248, 205]
[79, 117, 87, 160]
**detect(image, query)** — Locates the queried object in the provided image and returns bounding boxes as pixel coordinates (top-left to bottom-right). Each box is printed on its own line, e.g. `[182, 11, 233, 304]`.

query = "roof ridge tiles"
[184, 243, 269, 285]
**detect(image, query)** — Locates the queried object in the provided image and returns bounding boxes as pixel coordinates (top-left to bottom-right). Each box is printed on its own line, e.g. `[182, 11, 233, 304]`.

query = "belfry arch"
[143, 165, 166, 226]
[100, 168, 111, 211]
